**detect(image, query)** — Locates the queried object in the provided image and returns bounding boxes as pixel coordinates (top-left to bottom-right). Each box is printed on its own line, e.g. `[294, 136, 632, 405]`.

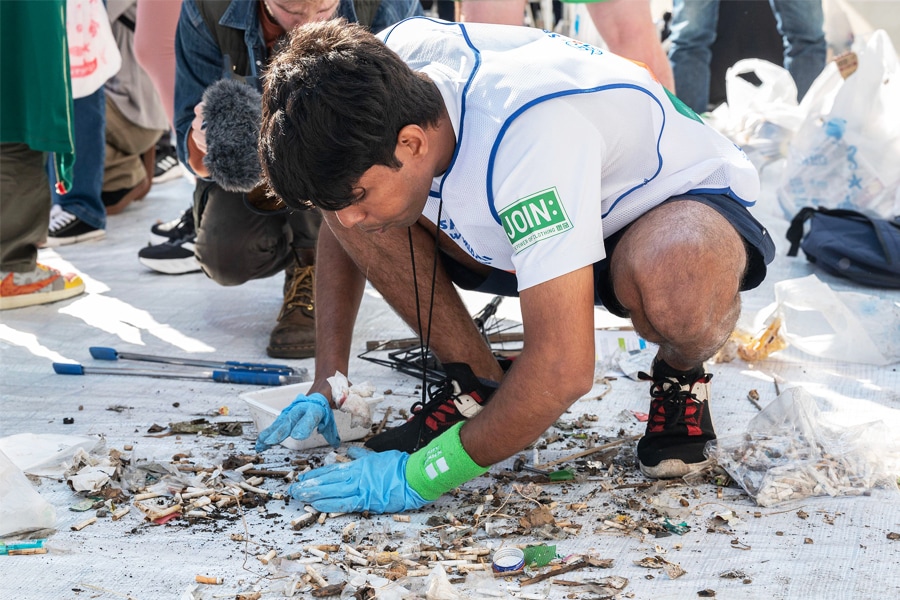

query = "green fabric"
[0, 0, 74, 190]
[405, 422, 489, 501]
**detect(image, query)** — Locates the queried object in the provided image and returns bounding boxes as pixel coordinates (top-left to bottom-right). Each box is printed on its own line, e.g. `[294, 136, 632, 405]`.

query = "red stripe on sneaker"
[1, 272, 60, 297]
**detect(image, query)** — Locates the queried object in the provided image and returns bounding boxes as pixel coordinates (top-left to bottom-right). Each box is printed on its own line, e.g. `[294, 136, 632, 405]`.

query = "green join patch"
[499, 187, 573, 253]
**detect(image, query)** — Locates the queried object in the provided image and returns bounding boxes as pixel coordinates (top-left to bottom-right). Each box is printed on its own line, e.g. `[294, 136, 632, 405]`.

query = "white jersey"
[380, 18, 760, 291]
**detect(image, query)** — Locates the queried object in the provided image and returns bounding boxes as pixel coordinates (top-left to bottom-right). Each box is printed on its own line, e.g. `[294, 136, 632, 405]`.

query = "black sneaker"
[153, 139, 181, 184]
[636, 362, 716, 479]
[365, 363, 498, 453]
[138, 234, 201, 274]
[149, 207, 194, 245]
[44, 205, 105, 247]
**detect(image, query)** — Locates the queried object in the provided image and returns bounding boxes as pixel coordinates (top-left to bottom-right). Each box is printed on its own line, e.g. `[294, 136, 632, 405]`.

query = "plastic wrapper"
[0, 449, 57, 538]
[706, 387, 900, 507]
[777, 30, 900, 220]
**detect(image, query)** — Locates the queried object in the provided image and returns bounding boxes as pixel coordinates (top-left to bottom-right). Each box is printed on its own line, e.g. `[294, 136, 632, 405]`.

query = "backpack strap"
[785, 207, 817, 257]
[353, 0, 383, 30]
[196, 0, 251, 77]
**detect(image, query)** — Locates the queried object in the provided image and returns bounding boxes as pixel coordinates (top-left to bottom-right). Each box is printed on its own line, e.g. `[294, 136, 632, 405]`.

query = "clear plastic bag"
[0, 450, 57, 538]
[707, 59, 805, 170]
[778, 30, 900, 220]
[774, 274, 900, 365]
[707, 387, 900, 507]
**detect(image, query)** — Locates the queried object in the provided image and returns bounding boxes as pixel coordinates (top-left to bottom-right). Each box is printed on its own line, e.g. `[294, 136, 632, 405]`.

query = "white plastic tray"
[240, 382, 377, 450]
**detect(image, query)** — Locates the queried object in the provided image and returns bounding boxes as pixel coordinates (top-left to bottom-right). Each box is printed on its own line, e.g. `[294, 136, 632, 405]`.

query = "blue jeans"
[669, 0, 827, 113]
[47, 86, 107, 230]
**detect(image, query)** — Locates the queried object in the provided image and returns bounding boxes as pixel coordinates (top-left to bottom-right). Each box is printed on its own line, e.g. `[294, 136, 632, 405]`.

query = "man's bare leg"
[610, 199, 746, 370]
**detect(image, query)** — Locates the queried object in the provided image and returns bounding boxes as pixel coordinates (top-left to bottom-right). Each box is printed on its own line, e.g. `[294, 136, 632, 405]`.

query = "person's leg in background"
[134, 0, 183, 184]
[46, 87, 107, 246]
[769, 0, 827, 101]
[186, 181, 321, 359]
[586, 0, 676, 92]
[667, 0, 721, 113]
[458, 0, 525, 25]
[1, 144, 85, 309]
[134, 0, 181, 127]
[101, 96, 165, 214]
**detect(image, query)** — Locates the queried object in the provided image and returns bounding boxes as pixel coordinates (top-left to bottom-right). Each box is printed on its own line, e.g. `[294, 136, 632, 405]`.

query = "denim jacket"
[174, 0, 422, 171]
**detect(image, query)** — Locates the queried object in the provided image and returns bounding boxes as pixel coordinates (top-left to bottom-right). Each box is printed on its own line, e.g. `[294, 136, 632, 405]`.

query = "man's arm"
[173, 0, 225, 176]
[587, 0, 675, 92]
[307, 214, 368, 402]
[459, 265, 597, 466]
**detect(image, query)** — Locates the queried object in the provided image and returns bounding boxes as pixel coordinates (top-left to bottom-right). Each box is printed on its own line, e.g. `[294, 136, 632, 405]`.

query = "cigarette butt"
[191, 496, 212, 508]
[258, 549, 277, 564]
[238, 482, 269, 496]
[392, 514, 410, 522]
[7, 547, 48, 555]
[306, 547, 328, 559]
[181, 488, 216, 500]
[123, 444, 133, 451]
[345, 554, 368, 566]
[235, 462, 255, 473]
[112, 507, 131, 521]
[341, 522, 357, 541]
[343, 544, 365, 558]
[71, 516, 97, 531]
[195, 575, 223, 585]
[317, 512, 327, 525]
[148, 504, 182, 521]
[245, 476, 264, 487]
[133, 492, 165, 501]
[291, 512, 317, 530]
[406, 569, 432, 577]
[305, 564, 328, 587]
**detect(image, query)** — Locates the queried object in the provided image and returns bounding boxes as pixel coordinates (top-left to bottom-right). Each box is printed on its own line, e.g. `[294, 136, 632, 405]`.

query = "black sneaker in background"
[138, 234, 201, 275]
[44, 205, 105, 247]
[365, 362, 498, 454]
[153, 139, 181, 184]
[149, 207, 194, 245]
[636, 362, 716, 479]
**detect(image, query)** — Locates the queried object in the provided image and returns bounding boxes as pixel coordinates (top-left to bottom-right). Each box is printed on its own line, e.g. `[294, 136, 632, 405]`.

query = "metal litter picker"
[53, 362, 308, 386]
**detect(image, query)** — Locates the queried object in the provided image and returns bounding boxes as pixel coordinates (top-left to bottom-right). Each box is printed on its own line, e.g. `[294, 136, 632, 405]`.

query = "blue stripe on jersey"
[485, 84, 667, 224]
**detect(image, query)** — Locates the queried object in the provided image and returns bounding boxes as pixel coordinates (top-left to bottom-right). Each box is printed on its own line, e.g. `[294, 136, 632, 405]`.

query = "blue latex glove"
[255, 392, 340, 452]
[289, 447, 429, 514]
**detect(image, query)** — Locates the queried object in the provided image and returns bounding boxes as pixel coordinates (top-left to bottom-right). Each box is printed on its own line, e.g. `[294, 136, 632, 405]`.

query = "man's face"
[263, 0, 340, 30]
[332, 163, 432, 234]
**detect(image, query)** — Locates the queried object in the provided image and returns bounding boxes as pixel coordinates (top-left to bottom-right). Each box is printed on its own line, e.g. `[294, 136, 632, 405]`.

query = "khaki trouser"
[0, 143, 49, 272]
[103, 97, 165, 192]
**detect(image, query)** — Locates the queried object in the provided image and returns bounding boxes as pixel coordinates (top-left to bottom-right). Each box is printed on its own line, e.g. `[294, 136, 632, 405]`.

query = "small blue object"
[288, 447, 428, 514]
[0, 539, 45, 555]
[255, 392, 340, 452]
[89, 346, 118, 360]
[52, 362, 85, 375]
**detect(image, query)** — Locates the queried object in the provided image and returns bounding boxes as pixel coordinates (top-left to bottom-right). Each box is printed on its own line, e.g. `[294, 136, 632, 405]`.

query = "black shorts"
[440, 193, 776, 318]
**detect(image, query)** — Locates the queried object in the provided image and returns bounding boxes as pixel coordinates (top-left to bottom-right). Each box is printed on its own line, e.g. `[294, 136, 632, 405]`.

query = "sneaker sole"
[0, 281, 85, 310]
[152, 167, 184, 184]
[139, 256, 202, 275]
[639, 456, 714, 479]
[43, 228, 106, 248]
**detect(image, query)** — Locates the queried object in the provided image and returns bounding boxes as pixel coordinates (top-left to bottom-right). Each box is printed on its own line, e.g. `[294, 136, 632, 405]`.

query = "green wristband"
[405, 422, 489, 501]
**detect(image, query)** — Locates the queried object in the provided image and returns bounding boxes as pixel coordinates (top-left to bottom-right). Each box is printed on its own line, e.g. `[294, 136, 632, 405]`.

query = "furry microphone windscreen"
[201, 78, 263, 193]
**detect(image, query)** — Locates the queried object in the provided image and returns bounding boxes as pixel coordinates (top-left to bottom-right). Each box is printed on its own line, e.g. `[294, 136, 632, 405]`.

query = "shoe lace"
[278, 265, 314, 319]
[639, 371, 711, 428]
[48, 208, 76, 233]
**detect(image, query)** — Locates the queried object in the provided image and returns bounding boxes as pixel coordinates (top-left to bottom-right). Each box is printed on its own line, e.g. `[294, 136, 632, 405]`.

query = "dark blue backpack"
[786, 207, 900, 289]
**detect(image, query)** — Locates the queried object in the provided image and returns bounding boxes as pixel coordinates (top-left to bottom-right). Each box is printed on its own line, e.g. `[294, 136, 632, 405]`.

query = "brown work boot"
[266, 250, 316, 359]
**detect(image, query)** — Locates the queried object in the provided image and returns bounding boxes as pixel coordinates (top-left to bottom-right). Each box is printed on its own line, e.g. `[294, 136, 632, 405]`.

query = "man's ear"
[395, 124, 428, 159]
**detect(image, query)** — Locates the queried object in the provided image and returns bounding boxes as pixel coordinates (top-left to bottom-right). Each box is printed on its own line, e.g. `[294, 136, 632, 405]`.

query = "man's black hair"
[259, 19, 445, 212]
